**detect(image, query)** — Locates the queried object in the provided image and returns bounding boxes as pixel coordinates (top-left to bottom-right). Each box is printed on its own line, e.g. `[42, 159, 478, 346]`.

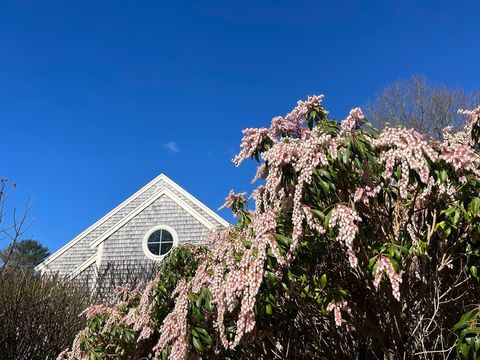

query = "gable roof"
[35, 174, 229, 272]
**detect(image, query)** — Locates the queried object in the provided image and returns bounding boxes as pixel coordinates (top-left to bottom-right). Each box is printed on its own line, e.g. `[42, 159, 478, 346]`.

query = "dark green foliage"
[0, 239, 50, 269]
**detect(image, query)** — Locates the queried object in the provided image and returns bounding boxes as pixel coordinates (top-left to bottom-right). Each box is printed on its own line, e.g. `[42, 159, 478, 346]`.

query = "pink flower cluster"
[210, 210, 281, 349]
[218, 190, 248, 217]
[442, 126, 469, 147]
[80, 304, 107, 320]
[373, 256, 402, 301]
[233, 95, 325, 167]
[154, 279, 190, 360]
[374, 128, 437, 199]
[285, 95, 325, 122]
[440, 143, 480, 183]
[353, 185, 382, 205]
[126, 279, 156, 341]
[232, 127, 270, 166]
[326, 300, 351, 327]
[340, 107, 365, 135]
[329, 205, 362, 268]
[458, 106, 480, 136]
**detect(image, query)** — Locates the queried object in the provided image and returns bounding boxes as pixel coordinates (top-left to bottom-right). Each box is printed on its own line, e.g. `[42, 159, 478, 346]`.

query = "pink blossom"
[285, 95, 325, 122]
[80, 304, 107, 320]
[329, 205, 361, 268]
[233, 127, 271, 166]
[374, 127, 437, 199]
[326, 300, 351, 327]
[154, 279, 190, 360]
[341, 107, 365, 134]
[373, 256, 402, 301]
[218, 190, 248, 217]
[458, 106, 480, 135]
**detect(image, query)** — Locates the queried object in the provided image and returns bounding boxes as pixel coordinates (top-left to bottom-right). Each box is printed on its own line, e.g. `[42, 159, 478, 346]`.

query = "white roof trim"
[35, 173, 168, 272]
[67, 254, 97, 280]
[158, 174, 229, 228]
[89, 187, 217, 249]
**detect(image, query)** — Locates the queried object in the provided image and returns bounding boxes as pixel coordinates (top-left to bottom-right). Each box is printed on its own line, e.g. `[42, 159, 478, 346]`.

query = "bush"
[62, 96, 480, 359]
[0, 268, 91, 360]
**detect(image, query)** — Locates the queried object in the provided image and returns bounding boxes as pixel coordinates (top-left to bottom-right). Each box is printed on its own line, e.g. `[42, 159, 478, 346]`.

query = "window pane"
[161, 230, 173, 242]
[147, 242, 160, 255]
[148, 230, 161, 244]
[160, 242, 173, 255]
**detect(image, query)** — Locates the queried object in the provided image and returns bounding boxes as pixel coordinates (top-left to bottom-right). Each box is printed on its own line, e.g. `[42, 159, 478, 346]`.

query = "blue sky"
[1, 0, 479, 253]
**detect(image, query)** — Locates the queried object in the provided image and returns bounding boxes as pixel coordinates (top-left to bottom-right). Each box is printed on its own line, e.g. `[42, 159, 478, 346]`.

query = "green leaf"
[162, 349, 169, 360]
[342, 147, 351, 166]
[89, 352, 102, 360]
[470, 198, 480, 215]
[266, 304, 273, 315]
[192, 336, 203, 352]
[195, 327, 209, 338]
[319, 179, 330, 193]
[354, 140, 366, 157]
[452, 210, 461, 225]
[458, 343, 470, 359]
[320, 274, 327, 289]
[311, 209, 325, 221]
[324, 210, 333, 229]
[192, 306, 202, 321]
[471, 266, 478, 279]
[274, 234, 292, 247]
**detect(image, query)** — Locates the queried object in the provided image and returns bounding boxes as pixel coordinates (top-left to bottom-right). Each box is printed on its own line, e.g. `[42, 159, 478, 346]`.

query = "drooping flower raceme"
[327, 300, 351, 327]
[329, 205, 362, 268]
[373, 128, 438, 199]
[340, 107, 365, 135]
[373, 255, 402, 301]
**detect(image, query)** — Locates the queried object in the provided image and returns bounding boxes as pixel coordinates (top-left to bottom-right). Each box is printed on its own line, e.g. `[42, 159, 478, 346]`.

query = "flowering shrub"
[63, 97, 480, 359]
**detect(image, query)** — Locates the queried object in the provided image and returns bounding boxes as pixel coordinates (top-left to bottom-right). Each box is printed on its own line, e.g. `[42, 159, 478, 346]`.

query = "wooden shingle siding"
[42, 240, 95, 276]
[101, 194, 209, 264]
[159, 179, 224, 227]
[76, 263, 97, 286]
[38, 174, 227, 279]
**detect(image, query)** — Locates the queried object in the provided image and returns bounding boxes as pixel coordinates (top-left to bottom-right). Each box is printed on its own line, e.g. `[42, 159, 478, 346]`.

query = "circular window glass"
[146, 229, 174, 257]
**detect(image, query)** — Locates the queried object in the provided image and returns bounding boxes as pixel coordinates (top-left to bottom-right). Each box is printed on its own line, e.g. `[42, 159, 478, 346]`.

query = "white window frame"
[142, 225, 178, 261]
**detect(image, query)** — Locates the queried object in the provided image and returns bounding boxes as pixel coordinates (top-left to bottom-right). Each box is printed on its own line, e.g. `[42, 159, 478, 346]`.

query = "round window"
[143, 226, 177, 260]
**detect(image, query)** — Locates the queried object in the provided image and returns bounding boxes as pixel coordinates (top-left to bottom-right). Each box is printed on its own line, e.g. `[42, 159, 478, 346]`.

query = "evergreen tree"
[0, 239, 50, 270]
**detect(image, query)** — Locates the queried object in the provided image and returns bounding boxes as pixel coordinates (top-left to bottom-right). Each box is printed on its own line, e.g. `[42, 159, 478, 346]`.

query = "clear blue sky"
[1, 0, 479, 253]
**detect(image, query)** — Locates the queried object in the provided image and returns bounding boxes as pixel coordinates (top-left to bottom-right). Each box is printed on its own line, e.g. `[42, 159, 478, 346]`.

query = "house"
[35, 174, 229, 282]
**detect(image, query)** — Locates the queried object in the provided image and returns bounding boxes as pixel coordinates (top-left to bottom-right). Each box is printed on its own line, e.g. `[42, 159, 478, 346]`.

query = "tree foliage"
[0, 239, 50, 269]
[62, 95, 480, 359]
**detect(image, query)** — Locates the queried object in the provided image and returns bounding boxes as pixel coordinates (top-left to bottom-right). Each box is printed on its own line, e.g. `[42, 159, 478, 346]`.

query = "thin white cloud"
[163, 141, 180, 153]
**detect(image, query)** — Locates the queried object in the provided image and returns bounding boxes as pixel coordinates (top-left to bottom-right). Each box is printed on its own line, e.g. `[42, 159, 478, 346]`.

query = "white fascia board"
[90, 188, 217, 249]
[68, 254, 97, 281]
[158, 174, 230, 228]
[96, 242, 104, 269]
[35, 173, 167, 272]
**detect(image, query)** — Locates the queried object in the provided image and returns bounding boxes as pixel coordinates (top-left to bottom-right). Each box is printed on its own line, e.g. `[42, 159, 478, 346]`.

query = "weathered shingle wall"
[75, 263, 97, 287]
[101, 193, 209, 264]
[158, 178, 225, 228]
[42, 179, 164, 275]
[41, 176, 223, 277]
